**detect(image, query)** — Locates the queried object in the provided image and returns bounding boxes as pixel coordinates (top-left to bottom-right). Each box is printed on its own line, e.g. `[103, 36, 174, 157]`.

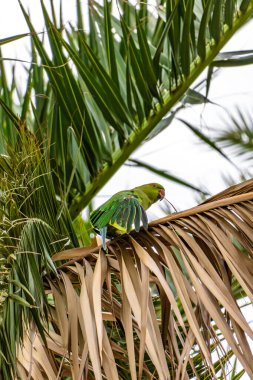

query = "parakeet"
[90, 183, 165, 250]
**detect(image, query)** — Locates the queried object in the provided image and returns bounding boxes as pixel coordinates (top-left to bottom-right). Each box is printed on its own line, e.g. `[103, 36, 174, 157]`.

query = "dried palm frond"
[17, 178, 253, 379]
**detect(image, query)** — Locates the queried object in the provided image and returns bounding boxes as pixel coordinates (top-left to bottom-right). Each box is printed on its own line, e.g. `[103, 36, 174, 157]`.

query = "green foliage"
[0, 132, 79, 377]
[128, 158, 210, 195]
[214, 107, 253, 161]
[1, 0, 252, 220]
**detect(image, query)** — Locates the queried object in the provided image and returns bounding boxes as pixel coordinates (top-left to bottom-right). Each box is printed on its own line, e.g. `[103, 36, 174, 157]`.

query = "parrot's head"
[134, 183, 165, 202]
[152, 183, 165, 201]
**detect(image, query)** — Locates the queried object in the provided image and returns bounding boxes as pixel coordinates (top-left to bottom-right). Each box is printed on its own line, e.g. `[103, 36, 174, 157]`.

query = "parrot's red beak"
[158, 188, 165, 200]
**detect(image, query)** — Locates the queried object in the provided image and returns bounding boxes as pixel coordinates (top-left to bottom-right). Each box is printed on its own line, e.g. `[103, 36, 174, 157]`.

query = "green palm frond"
[0, 132, 79, 377]
[215, 107, 253, 161]
[1, 0, 252, 218]
[127, 158, 210, 195]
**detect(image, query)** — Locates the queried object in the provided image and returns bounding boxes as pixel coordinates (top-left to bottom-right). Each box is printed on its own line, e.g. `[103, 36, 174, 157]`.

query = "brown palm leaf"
[17, 179, 253, 379]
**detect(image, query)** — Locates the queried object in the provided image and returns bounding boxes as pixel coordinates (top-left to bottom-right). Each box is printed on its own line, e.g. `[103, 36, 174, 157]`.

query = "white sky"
[1, 3, 253, 377]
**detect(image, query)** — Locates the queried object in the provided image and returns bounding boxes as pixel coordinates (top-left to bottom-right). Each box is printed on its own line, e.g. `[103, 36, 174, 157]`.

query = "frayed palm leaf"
[16, 178, 253, 379]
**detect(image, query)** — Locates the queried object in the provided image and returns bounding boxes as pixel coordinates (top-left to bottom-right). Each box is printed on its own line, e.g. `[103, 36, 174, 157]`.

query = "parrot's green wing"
[90, 191, 148, 250]
[90, 192, 148, 232]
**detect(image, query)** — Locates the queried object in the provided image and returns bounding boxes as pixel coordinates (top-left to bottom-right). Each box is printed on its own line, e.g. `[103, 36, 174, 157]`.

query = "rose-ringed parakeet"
[90, 183, 165, 250]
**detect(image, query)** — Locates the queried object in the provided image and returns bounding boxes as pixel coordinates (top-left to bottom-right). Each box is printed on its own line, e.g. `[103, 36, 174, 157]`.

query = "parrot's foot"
[101, 246, 108, 254]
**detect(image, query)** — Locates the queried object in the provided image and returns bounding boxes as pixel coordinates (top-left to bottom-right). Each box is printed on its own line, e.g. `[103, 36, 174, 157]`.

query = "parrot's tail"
[100, 226, 108, 251]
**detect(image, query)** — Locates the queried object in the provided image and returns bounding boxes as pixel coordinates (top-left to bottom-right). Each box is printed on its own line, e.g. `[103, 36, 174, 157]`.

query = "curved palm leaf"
[214, 107, 253, 161]
[0, 0, 252, 217]
[15, 177, 253, 379]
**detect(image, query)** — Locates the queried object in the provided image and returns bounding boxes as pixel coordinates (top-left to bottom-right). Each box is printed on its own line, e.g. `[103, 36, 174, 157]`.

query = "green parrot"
[90, 183, 165, 250]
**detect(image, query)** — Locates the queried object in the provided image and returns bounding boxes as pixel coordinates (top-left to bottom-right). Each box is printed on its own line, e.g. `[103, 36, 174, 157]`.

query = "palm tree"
[0, 0, 253, 378]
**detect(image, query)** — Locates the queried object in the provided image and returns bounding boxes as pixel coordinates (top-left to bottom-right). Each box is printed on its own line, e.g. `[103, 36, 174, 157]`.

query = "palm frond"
[127, 158, 210, 195]
[215, 107, 253, 161]
[1, 0, 252, 217]
[15, 177, 253, 379]
[0, 132, 79, 378]
[212, 49, 253, 68]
